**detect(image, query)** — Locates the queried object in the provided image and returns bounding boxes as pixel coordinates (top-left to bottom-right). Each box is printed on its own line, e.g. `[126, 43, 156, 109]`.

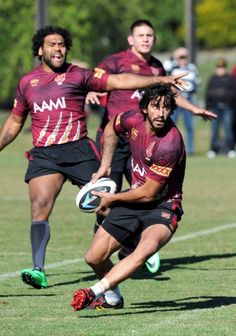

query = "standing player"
[0, 25, 187, 289]
[86, 19, 216, 269]
[70, 84, 186, 311]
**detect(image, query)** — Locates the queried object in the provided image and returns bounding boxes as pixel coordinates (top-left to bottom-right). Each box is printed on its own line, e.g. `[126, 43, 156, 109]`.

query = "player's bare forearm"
[106, 73, 188, 91]
[0, 113, 25, 151]
[95, 177, 164, 213]
[92, 120, 118, 182]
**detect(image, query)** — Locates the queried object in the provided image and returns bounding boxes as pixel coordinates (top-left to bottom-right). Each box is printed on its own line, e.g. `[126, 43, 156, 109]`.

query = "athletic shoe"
[88, 295, 124, 310]
[20, 268, 48, 289]
[70, 288, 95, 311]
[145, 252, 160, 274]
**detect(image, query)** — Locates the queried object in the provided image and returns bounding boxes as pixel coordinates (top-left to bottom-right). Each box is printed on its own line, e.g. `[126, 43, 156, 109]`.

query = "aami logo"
[33, 97, 66, 113]
[131, 89, 143, 100]
[132, 160, 146, 177]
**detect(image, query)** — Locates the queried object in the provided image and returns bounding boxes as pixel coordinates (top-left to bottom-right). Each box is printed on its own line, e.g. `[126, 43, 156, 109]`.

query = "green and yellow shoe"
[20, 268, 48, 289]
[145, 252, 160, 274]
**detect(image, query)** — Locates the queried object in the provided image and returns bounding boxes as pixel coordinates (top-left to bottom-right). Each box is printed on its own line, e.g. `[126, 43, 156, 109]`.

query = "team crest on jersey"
[94, 67, 106, 79]
[131, 128, 138, 140]
[146, 141, 155, 158]
[131, 64, 140, 73]
[55, 74, 65, 85]
[150, 164, 172, 177]
[30, 79, 39, 87]
[151, 67, 160, 76]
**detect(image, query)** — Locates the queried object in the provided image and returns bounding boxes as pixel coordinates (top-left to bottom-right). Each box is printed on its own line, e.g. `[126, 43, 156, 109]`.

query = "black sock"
[30, 220, 50, 272]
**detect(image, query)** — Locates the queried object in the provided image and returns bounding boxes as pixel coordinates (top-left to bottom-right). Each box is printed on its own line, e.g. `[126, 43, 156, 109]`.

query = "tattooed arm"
[0, 113, 26, 151]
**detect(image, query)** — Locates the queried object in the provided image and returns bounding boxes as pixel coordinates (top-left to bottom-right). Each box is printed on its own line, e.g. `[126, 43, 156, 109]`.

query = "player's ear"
[127, 34, 134, 46]
[38, 46, 43, 57]
[142, 108, 147, 115]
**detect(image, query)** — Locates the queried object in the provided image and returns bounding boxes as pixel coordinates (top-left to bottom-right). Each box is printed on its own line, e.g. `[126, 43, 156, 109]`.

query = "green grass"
[0, 112, 235, 336]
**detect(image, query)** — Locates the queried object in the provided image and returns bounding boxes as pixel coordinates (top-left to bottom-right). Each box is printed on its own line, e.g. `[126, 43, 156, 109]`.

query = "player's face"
[144, 97, 172, 131]
[128, 25, 155, 55]
[39, 34, 67, 72]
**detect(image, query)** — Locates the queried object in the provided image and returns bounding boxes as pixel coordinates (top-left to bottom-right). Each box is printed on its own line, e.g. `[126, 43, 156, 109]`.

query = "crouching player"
[70, 84, 186, 310]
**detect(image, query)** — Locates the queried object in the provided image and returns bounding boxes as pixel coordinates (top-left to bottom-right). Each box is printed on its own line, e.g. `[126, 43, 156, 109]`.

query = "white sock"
[104, 286, 121, 305]
[90, 278, 110, 297]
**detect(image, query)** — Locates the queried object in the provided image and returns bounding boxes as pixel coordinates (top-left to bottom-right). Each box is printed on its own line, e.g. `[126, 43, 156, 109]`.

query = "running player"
[70, 84, 186, 310]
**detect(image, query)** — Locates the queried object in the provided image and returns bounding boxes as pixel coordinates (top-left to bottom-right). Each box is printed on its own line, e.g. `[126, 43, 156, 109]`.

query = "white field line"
[0, 222, 235, 281]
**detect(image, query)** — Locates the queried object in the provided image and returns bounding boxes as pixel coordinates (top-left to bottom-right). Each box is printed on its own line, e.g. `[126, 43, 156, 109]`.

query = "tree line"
[0, 0, 236, 106]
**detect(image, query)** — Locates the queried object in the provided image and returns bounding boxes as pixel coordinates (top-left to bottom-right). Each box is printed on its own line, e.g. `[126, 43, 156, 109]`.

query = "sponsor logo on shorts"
[161, 211, 171, 219]
[150, 164, 172, 177]
[94, 68, 106, 79]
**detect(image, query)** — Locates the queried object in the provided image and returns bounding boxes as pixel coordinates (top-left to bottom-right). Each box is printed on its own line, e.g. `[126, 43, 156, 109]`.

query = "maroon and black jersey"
[113, 110, 186, 202]
[97, 48, 165, 120]
[12, 64, 109, 147]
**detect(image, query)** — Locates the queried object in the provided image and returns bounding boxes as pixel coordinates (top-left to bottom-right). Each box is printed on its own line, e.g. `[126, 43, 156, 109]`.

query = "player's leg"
[71, 225, 123, 310]
[100, 224, 172, 288]
[70, 224, 172, 311]
[21, 173, 64, 289]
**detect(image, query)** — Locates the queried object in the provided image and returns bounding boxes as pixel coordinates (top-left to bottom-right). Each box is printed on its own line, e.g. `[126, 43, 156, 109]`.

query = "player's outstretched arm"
[106, 72, 189, 91]
[176, 94, 217, 120]
[0, 113, 25, 151]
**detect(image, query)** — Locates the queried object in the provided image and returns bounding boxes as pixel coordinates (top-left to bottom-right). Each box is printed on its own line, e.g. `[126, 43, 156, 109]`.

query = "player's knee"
[84, 247, 107, 267]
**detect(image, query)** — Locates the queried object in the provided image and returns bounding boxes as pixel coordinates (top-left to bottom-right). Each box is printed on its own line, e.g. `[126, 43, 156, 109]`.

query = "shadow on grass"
[132, 252, 236, 280]
[44, 252, 236, 287]
[77, 295, 236, 318]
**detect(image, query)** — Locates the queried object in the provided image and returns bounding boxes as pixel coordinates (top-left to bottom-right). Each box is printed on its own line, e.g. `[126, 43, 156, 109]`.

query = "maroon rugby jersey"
[97, 48, 165, 119]
[113, 110, 186, 202]
[12, 64, 109, 147]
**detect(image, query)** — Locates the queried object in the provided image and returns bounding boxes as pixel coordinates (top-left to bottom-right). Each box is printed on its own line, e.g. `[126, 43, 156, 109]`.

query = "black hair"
[130, 19, 155, 33]
[139, 84, 177, 112]
[32, 25, 72, 59]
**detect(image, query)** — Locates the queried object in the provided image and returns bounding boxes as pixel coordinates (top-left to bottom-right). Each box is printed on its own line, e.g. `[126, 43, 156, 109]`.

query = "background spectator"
[165, 47, 201, 155]
[206, 58, 236, 158]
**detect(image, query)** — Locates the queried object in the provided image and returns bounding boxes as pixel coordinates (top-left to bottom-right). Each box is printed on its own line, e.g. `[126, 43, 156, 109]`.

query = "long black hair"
[139, 84, 177, 113]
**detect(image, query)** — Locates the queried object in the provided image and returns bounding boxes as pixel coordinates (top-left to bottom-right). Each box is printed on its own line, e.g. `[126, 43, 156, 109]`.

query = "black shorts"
[24, 138, 100, 186]
[102, 201, 184, 245]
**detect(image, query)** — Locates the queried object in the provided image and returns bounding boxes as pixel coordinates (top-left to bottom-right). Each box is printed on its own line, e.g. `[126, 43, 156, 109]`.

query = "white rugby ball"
[76, 177, 117, 213]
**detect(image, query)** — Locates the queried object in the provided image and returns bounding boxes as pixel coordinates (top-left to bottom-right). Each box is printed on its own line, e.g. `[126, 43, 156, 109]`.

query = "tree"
[196, 0, 236, 48]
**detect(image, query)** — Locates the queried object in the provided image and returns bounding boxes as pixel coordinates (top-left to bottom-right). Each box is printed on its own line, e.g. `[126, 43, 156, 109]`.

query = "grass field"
[0, 112, 235, 336]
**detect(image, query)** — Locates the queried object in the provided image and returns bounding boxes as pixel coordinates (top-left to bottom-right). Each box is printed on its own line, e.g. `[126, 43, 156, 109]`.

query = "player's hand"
[92, 191, 112, 215]
[162, 72, 189, 90]
[91, 166, 111, 183]
[191, 106, 217, 120]
[85, 91, 107, 105]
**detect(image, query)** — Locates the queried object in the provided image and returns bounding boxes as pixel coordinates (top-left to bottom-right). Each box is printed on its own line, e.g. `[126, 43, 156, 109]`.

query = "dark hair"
[32, 25, 72, 59]
[130, 19, 155, 33]
[139, 84, 177, 112]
